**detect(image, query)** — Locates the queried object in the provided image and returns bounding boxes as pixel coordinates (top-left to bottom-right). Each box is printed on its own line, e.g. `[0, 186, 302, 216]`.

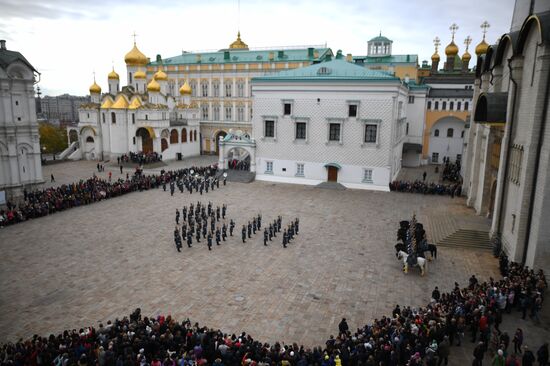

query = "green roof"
[150, 48, 332, 65]
[0, 48, 37, 72]
[252, 59, 399, 82]
[369, 35, 392, 43]
[353, 54, 418, 64]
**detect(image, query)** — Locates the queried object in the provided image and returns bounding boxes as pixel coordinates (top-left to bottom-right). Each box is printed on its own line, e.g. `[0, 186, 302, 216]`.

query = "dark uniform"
[174, 228, 182, 252]
[170, 181, 175, 196]
[222, 224, 227, 241]
[272, 220, 277, 237]
[186, 232, 193, 248]
[295, 218, 299, 234]
[257, 214, 262, 229]
[222, 204, 227, 219]
[277, 216, 282, 231]
[175, 209, 180, 224]
[216, 207, 220, 221]
[263, 228, 268, 246]
[247, 222, 252, 238]
[207, 232, 212, 251]
[282, 230, 288, 248]
[241, 225, 247, 243]
[252, 219, 257, 234]
[269, 224, 273, 241]
[230, 219, 235, 236]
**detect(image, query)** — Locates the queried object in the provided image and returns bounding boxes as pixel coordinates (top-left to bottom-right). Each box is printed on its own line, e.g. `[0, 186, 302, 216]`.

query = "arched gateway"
[218, 129, 256, 173]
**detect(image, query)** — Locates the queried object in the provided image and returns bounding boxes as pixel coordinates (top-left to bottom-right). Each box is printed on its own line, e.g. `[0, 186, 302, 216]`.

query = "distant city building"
[40, 94, 89, 122]
[463, 0, 550, 274]
[0, 40, 44, 201]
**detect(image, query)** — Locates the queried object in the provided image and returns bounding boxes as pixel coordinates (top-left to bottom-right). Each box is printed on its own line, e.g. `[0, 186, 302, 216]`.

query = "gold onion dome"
[89, 81, 101, 94]
[134, 68, 146, 79]
[154, 66, 168, 81]
[475, 40, 489, 56]
[108, 68, 119, 80]
[179, 80, 192, 95]
[124, 42, 148, 66]
[462, 50, 472, 62]
[229, 31, 249, 49]
[431, 52, 440, 62]
[445, 41, 459, 56]
[147, 78, 160, 92]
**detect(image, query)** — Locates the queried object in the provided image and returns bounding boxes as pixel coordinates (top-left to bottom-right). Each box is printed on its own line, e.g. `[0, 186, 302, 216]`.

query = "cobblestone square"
[0, 160, 546, 363]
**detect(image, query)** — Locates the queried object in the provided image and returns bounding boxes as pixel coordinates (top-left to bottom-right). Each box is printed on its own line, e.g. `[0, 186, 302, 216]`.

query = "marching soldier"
[170, 181, 175, 196]
[175, 209, 180, 224]
[202, 222, 207, 239]
[207, 231, 212, 251]
[247, 221, 252, 238]
[282, 229, 288, 248]
[162, 180, 167, 192]
[263, 228, 268, 246]
[215, 227, 221, 246]
[223, 175, 227, 186]
[210, 217, 215, 233]
[216, 178, 220, 188]
[257, 214, 262, 229]
[182, 206, 187, 222]
[174, 226, 182, 252]
[208, 202, 212, 216]
[222, 204, 227, 219]
[295, 218, 299, 234]
[230, 219, 235, 236]
[252, 218, 257, 234]
[241, 225, 247, 243]
[269, 223, 273, 241]
[186, 231, 193, 248]
[196, 227, 201, 243]
[277, 216, 282, 232]
[216, 206, 221, 221]
[222, 223, 227, 241]
[272, 219, 277, 237]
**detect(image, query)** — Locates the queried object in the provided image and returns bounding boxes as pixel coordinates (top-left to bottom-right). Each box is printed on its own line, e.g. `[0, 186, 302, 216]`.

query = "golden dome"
[108, 68, 119, 80]
[445, 41, 459, 56]
[431, 52, 440, 62]
[154, 66, 168, 81]
[111, 94, 129, 109]
[100, 97, 114, 109]
[147, 78, 161, 92]
[124, 42, 148, 66]
[89, 81, 101, 94]
[179, 80, 192, 95]
[229, 31, 249, 49]
[475, 40, 489, 56]
[462, 51, 472, 62]
[134, 68, 146, 79]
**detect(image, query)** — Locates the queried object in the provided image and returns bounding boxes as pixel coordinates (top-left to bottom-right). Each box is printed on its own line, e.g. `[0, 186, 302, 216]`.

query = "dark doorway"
[327, 166, 338, 182]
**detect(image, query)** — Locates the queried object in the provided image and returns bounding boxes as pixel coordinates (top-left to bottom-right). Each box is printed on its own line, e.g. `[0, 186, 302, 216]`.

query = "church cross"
[464, 36, 472, 51]
[131, 31, 138, 44]
[433, 37, 441, 52]
[480, 21, 490, 40]
[449, 23, 459, 41]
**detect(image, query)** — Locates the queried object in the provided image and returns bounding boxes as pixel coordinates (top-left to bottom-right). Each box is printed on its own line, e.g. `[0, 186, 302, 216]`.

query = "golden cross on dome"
[93, 71, 96, 82]
[449, 23, 459, 41]
[480, 21, 490, 40]
[131, 31, 138, 44]
[464, 36, 472, 51]
[433, 36, 441, 51]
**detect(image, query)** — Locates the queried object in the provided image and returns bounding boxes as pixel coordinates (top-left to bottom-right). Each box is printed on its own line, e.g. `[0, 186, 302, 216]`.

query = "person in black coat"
[207, 232, 212, 251]
[338, 318, 349, 335]
[186, 232, 193, 248]
[241, 225, 246, 243]
[174, 227, 182, 252]
[247, 221, 252, 238]
[222, 223, 227, 241]
[538, 343, 549, 366]
[215, 228, 221, 246]
[264, 228, 268, 246]
[282, 230, 288, 248]
[230, 219, 235, 236]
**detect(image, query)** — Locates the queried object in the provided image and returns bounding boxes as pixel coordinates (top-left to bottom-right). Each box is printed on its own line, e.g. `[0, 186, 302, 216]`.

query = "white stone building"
[0, 40, 43, 202]
[250, 54, 419, 191]
[463, 0, 550, 274]
[68, 42, 201, 161]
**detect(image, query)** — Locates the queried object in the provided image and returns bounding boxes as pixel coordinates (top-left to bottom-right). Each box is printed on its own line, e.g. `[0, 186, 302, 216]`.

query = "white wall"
[428, 117, 465, 163]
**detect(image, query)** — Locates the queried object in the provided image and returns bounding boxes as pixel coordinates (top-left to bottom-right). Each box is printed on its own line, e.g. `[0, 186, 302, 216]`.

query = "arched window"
[461, 130, 465, 138]
[190, 80, 197, 97]
[170, 129, 178, 144]
[427, 101, 432, 110]
[434, 129, 440, 137]
[201, 81, 209, 97]
[434, 101, 439, 110]
[161, 138, 168, 152]
[111, 112, 116, 124]
[189, 130, 193, 142]
[194, 130, 197, 141]
[442, 101, 447, 110]
[447, 128, 454, 138]
[86, 136, 94, 143]
[181, 128, 187, 143]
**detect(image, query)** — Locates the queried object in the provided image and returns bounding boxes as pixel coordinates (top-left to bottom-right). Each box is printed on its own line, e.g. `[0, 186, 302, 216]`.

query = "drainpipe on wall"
[522, 49, 550, 265]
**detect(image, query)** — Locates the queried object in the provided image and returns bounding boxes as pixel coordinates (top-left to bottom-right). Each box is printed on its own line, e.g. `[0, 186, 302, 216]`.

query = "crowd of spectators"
[0, 260, 546, 366]
[228, 159, 250, 171]
[120, 152, 163, 165]
[0, 165, 218, 227]
[442, 160, 461, 183]
[389, 181, 462, 197]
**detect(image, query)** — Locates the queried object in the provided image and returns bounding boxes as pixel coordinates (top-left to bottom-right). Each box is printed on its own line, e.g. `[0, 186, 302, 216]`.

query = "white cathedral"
[69, 42, 201, 161]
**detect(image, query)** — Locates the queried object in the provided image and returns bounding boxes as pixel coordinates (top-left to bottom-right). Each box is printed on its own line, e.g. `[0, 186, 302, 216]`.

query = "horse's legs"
[403, 262, 408, 274]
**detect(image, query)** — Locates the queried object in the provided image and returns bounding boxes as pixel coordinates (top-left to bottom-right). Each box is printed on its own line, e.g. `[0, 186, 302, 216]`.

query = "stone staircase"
[224, 170, 255, 183]
[437, 229, 492, 250]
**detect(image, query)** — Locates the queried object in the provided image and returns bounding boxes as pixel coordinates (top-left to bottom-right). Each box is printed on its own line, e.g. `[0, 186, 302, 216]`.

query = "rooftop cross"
[480, 21, 490, 40]
[131, 31, 138, 44]
[464, 36, 472, 51]
[433, 36, 441, 52]
[449, 23, 459, 41]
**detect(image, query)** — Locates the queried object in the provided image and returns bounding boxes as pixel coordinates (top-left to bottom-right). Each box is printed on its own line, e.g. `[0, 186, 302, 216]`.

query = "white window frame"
[360, 119, 381, 147]
[261, 116, 278, 141]
[201, 81, 209, 97]
[201, 104, 209, 120]
[224, 106, 232, 121]
[282, 99, 294, 117]
[225, 82, 232, 97]
[265, 161, 273, 174]
[292, 117, 309, 143]
[326, 118, 344, 145]
[212, 105, 220, 121]
[237, 81, 245, 97]
[362, 168, 373, 183]
[237, 106, 245, 121]
[296, 163, 305, 177]
[212, 81, 220, 97]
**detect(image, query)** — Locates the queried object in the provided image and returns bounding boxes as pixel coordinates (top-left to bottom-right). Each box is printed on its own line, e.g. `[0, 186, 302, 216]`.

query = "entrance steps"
[224, 170, 255, 183]
[437, 229, 492, 250]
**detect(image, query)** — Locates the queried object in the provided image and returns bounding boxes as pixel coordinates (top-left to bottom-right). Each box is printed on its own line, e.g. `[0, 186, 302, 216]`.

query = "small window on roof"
[232, 56, 238, 61]
[209, 57, 216, 61]
[256, 55, 263, 60]
[317, 67, 332, 75]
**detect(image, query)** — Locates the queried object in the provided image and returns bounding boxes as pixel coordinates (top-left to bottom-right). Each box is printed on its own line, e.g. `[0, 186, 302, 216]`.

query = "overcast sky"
[0, 0, 515, 96]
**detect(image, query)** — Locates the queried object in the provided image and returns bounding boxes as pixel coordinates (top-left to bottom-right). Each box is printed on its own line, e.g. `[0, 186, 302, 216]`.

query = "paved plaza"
[0, 160, 548, 364]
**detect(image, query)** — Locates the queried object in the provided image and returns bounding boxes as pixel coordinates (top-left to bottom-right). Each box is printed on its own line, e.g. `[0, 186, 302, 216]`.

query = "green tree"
[39, 123, 68, 154]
